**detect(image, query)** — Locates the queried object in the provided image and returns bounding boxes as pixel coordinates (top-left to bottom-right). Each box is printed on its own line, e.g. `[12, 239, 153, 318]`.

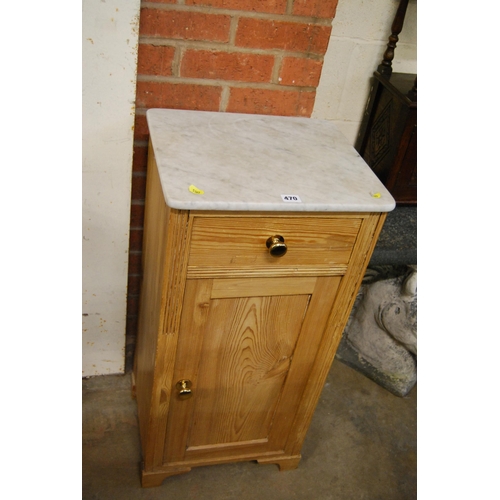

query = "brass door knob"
[266, 235, 287, 257]
[176, 379, 193, 400]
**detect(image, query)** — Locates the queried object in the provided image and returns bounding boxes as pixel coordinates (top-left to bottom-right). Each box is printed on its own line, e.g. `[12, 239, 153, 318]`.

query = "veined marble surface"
[146, 109, 395, 212]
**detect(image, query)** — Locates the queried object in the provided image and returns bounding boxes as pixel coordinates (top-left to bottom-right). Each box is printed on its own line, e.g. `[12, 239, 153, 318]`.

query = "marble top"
[147, 109, 395, 213]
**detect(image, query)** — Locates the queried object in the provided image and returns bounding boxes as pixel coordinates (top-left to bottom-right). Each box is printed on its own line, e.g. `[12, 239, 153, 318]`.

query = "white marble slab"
[146, 109, 396, 213]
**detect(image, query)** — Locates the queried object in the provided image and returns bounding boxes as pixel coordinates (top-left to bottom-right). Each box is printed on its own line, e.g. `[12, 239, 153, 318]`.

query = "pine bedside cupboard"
[133, 109, 395, 487]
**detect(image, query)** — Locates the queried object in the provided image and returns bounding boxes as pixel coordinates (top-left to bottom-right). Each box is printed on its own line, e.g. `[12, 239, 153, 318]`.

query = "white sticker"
[281, 194, 302, 203]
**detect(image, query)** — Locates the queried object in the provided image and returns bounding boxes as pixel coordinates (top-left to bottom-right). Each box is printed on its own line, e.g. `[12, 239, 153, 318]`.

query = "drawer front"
[187, 216, 362, 276]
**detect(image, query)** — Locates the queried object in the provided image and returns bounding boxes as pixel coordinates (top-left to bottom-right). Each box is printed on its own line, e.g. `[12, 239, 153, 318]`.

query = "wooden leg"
[141, 466, 191, 488]
[257, 454, 301, 471]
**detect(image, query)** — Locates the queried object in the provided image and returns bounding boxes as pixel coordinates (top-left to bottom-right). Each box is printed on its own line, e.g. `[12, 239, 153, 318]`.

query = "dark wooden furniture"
[355, 0, 416, 205]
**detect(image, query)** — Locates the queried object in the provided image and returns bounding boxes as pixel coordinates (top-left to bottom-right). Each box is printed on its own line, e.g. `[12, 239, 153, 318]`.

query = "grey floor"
[83, 360, 416, 499]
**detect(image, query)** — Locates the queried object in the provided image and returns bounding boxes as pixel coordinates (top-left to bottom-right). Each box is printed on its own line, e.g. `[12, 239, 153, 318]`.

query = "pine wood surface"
[148, 207, 192, 468]
[134, 145, 192, 468]
[187, 264, 348, 279]
[134, 144, 169, 463]
[210, 276, 317, 298]
[135, 147, 388, 486]
[185, 291, 308, 448]
[257, 454, 302, 471]
[188, 216, 361, 270]
[163, 278, 308, 463]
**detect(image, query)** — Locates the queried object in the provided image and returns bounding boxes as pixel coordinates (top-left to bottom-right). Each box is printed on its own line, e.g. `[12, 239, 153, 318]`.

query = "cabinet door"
[162, 275, 341, 466]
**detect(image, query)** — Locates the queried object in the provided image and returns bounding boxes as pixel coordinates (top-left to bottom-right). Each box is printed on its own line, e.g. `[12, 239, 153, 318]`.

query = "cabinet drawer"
[187, 216, 362, 277]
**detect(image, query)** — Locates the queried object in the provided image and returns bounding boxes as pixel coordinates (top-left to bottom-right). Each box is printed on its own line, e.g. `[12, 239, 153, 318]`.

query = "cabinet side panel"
[285, 213, 387, 455]
[134, 143, 170, 461]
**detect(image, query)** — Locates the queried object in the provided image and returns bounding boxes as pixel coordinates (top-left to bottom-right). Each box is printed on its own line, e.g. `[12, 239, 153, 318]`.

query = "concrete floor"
[83, 360, 416, 500]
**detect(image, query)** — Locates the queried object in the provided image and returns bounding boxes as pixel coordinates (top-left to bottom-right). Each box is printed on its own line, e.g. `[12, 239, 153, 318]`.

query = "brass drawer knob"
[176, 379, 193, 400]
[266, 235, 287, 257]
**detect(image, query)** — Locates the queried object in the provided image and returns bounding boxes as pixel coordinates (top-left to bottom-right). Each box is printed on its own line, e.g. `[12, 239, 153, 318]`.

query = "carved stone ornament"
[336, 265, 417, 397]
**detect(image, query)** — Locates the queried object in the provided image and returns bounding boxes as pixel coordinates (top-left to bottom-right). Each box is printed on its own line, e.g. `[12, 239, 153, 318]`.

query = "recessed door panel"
[187, 293, 309, 449]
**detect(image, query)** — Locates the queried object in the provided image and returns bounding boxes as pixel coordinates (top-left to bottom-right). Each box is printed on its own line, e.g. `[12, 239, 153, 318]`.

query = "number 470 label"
[281, 194, 302, 202]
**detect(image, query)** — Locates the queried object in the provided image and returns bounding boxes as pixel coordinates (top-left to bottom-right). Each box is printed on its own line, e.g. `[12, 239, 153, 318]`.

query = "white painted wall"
[82, 0, 141, 376]
[313, 0, 417, 144]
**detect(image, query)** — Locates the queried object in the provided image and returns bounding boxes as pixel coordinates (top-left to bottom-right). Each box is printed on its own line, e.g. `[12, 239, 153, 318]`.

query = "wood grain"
[148, 206, 191, 467]
[134, 142, 169, 465]
[163, 276, 320, 463]
[187, 264, 348, 279]
[188, 216, 361, 270]
[266, 275, 342, 452]
[210, 276, 317, 298]
[187, 292, 309, 449]
[163, 279, 214, 464]
[134, 142, 192, 469]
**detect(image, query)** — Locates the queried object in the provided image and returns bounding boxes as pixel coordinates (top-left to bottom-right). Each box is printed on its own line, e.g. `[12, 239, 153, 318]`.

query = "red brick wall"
[126, 0, 339, 369]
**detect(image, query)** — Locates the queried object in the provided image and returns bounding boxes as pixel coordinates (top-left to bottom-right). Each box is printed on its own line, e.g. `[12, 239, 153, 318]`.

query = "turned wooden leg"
[141, 466, 191, 488]
[377, 0, 409, 76]
[257, 454, 301, 471]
